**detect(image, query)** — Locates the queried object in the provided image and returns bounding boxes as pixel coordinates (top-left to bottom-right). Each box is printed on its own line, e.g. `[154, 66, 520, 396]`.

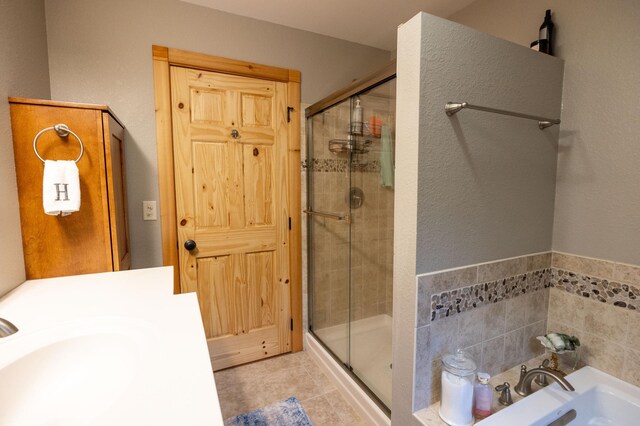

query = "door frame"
[151, 45, 303, 352]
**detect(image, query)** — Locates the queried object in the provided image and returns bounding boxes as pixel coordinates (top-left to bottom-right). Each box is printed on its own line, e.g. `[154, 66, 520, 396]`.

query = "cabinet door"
[10, 104, 113, 278]
[103, 113, 130, 270]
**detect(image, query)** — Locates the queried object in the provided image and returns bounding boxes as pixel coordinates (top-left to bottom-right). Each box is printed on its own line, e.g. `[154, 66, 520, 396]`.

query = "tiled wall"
[413, 253, 552, 411]
[306, 91, 395, 331]
[413, 251, 640, 412]
[547, 252, 640, 387]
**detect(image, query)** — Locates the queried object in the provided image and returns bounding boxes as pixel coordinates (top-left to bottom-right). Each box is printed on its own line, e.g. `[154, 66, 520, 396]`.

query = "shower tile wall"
[308, 92, 395, 331]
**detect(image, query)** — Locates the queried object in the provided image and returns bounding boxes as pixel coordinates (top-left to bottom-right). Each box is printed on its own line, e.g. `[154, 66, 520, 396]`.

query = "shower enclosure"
[306, 63, 395, 412]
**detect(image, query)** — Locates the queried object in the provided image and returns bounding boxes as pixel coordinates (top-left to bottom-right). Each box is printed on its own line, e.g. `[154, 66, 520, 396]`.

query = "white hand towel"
[43, 160, 81, 216]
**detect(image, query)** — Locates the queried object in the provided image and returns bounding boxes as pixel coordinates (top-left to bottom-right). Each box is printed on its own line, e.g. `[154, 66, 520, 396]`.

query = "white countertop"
[0, 267, 223, 425]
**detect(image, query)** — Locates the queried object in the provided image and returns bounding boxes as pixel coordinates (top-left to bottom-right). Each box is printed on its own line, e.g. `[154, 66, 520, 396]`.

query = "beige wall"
[449, 0, 640, 266]
[43, 0, 391, 268]
[0, 0, 51, 296]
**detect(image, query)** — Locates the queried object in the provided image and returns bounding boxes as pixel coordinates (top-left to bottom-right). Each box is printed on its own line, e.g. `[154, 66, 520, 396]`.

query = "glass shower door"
[308, 98, 352, 365]
[307, 75, 395, 413]
[348, 79, 396, 409]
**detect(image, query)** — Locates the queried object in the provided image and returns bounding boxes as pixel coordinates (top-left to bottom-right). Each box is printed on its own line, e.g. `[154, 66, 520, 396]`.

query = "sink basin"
[0, 268, 222, 425]
[0, 318, 154, 426]
[477, 366, 640, 425]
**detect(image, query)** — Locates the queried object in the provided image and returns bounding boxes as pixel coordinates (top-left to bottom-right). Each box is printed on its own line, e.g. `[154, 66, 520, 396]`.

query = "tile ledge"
[416, 251, 551, 278]
[553, 250, 640, 269]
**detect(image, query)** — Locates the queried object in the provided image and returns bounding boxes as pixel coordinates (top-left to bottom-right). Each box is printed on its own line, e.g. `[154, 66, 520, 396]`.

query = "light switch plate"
[143, 200, 157, 221]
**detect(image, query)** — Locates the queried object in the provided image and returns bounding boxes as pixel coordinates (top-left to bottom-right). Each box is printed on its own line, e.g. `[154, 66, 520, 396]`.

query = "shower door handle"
[303, 209, 351, 224]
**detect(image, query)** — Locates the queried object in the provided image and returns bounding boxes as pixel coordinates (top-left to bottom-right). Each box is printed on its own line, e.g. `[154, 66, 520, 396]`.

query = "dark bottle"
[539, 9, 554, 55]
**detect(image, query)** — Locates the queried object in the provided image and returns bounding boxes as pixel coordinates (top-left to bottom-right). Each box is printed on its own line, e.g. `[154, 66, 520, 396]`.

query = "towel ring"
[33, 123, 84, 164]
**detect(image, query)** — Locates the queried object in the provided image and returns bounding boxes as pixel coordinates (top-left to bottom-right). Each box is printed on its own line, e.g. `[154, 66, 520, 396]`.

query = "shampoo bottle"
[351, 98, 363, 135]
[473, 372, 493, 419]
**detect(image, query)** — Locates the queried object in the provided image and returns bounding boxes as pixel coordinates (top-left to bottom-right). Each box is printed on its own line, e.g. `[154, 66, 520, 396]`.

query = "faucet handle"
[495, 382, 513, 406]
[513, 364, 527, 395]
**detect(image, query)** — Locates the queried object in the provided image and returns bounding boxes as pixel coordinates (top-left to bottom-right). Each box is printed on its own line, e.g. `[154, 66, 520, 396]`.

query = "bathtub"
[476, 366, 640, 425]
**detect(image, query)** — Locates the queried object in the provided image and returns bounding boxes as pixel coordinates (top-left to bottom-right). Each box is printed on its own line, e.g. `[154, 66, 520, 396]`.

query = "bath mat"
[224, 396, 312, 426]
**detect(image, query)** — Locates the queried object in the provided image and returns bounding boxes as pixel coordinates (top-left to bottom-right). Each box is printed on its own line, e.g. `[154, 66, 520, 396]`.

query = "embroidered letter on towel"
[43, 160, 81, 216]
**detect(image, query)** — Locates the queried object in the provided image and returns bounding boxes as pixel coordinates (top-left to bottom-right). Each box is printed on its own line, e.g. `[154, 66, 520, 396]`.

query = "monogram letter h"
[54, 183, 70, 201]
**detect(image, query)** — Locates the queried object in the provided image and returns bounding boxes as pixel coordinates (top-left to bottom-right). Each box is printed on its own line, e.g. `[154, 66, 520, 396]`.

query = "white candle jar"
[439, 349, 477, 426]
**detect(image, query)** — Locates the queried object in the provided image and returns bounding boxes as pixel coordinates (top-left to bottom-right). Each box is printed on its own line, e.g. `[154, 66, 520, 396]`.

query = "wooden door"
[170, 66, 291, 370]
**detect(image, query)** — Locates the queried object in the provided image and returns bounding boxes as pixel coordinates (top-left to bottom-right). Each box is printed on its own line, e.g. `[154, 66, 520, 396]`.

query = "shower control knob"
[184, 240, 197, 251]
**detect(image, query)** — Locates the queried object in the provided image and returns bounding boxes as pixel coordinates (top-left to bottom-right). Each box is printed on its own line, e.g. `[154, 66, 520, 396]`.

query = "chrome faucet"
[514, 365, 575, 396]
[0, 318, 18, 337]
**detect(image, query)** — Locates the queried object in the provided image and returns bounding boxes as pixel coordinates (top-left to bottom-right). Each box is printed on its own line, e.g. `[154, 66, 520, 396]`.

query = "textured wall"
[0, 0, 51, 296]
[393, 13, 423, 426]
[44, 0, 391, 268]
[415, 15, 564, 274]
[449, 0, 640, 267]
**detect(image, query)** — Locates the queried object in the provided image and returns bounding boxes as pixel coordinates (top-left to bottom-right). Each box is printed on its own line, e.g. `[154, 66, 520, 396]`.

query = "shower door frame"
[306, 61, 396, 415]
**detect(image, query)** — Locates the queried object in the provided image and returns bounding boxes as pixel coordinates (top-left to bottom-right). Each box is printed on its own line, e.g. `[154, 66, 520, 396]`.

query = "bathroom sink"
[0, 318, 156, 425]
[0, 268, 223, 425]
[476, 366, 640, 425]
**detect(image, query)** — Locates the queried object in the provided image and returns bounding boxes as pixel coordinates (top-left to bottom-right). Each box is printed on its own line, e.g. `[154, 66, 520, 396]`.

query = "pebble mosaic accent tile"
[549, 268, 639, 311]
[431, 265, 640, 322]
[431, 269, 551, 321]
[301, 158, 381, 173]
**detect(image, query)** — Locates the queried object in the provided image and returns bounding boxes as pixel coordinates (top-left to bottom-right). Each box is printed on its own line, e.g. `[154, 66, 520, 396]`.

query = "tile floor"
[213, 351, 370, 425]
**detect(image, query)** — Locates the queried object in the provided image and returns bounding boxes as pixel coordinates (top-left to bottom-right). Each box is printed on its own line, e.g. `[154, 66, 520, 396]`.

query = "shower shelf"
[328, 138, 371, 154]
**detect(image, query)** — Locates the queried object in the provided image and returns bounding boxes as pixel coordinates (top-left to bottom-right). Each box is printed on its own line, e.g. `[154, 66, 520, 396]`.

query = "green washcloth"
[379, 125, 394, 188]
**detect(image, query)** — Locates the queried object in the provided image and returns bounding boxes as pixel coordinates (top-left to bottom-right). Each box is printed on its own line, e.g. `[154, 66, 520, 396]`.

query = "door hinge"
[288, 217, 292, 230]
[287, 106, 295, 123]
[290, 318, 294, 331]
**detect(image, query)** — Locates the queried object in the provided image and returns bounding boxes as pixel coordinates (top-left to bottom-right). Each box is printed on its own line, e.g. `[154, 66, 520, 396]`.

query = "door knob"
[230, 129, 240, 139]
[184, 240, 197, 251]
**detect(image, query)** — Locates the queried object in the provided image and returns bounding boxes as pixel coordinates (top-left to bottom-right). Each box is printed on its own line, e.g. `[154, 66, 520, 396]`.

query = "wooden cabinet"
[9, 98, 130, 279]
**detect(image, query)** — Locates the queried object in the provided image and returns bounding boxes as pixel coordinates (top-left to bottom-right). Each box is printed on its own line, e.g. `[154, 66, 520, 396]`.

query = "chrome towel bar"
[33, 123, 84, 163]
[445, 102, 561, 129]
[303, 209, 351, 224]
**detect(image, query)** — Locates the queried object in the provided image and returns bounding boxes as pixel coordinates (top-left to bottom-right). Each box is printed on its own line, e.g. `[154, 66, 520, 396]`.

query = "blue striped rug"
[224, 396, 313, 426]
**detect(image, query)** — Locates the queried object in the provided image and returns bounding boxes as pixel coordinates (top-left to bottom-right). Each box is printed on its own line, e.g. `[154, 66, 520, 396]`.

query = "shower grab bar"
[445, 102, 561, 129]
[303, 209, 351, 224]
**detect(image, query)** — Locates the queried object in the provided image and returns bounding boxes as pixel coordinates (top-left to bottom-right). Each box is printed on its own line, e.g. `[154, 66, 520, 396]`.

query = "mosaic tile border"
[301, 158, 381, 173]
[430, 269, 550, 321]
[430, 265, 640, 322]
[549, 268, 639, 311]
